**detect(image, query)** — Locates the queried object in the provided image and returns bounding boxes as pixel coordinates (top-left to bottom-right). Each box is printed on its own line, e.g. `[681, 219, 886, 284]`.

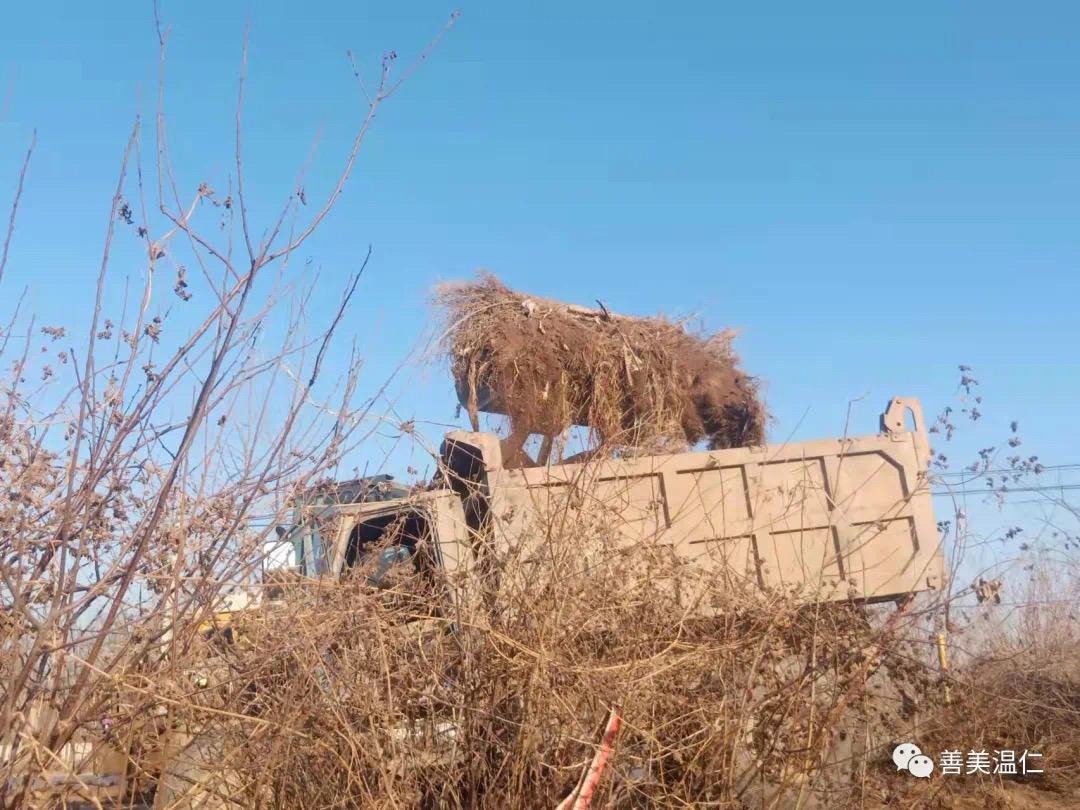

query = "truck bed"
[446, 397, 944, 607]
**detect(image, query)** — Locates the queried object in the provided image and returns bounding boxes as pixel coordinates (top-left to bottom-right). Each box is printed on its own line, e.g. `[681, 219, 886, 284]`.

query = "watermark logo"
[893, 743, 934, 778]
[908, 755, 935, 779]
[892, 743, 921, 771]
[892, 743, 1043, 778]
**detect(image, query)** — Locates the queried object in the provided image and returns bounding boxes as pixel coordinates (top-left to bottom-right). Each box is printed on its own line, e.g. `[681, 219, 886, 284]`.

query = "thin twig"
[0, 130, 36, 288]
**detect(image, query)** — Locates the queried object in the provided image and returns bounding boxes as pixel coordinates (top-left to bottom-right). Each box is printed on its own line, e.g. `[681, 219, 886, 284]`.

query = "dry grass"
[8, 517, 1080, 810]
[432, 272, 768, 459]
[131, 507, 945, 810]
[914, 566, 1080, 804]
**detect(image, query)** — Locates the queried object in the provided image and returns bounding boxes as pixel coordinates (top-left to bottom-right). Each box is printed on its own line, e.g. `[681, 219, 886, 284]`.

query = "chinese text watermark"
[894, 743, 1043, 779]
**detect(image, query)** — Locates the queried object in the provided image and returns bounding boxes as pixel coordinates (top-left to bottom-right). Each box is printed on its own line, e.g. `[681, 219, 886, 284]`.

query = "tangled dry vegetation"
[913, 567, 1080, 807]
[164, 502, 1077, 810]
[0, 6, 459, 809]
[6, 499, 1080, 810]
[433, 273, 768, 459]
[113, 511, 947, 810]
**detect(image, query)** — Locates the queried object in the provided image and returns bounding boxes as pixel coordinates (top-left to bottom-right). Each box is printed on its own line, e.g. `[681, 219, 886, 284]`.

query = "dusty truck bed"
[442, 397, 944, 607]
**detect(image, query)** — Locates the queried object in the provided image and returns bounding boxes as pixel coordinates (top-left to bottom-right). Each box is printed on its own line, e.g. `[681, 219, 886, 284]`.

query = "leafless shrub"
[0, 6, 457, 809]
[155, 493, 943, 810]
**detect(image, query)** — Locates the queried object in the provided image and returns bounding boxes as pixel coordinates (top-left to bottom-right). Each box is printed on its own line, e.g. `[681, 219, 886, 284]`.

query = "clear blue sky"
[2, 1, 1078, 579]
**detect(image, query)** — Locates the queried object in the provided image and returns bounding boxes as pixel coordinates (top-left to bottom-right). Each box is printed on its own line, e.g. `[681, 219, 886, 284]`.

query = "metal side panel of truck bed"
[445, 397, 944, 606]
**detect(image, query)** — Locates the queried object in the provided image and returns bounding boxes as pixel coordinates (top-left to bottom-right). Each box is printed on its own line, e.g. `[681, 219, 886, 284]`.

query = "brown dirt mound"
[432, 272, 767, 455]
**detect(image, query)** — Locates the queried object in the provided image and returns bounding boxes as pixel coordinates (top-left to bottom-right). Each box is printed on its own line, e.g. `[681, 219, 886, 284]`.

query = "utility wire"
[933, 485, 1080, 497]
[937, 463, 1080, 478]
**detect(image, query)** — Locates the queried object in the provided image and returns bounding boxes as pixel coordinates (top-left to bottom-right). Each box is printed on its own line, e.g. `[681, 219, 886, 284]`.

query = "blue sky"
[2, 1, 1078, 581]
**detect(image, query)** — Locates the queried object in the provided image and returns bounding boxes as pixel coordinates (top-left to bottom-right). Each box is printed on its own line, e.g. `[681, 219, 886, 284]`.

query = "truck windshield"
[271, 475, 412, 577]
[344, 509, 437, 591]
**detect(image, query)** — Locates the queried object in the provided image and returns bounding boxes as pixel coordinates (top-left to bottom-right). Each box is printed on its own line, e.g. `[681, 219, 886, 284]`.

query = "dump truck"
[276, 395, 943, 611]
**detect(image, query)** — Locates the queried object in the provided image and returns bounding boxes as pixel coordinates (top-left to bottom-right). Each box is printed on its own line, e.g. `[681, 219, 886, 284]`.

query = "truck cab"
[198, 475, 469, 640]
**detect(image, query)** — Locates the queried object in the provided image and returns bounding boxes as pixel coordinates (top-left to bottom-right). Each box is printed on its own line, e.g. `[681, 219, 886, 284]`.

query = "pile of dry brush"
[130, 500, 948, 810]
[917, 573, 1080, 802]
[433, 273, 768, 457]
[9, 508, 1080, 810]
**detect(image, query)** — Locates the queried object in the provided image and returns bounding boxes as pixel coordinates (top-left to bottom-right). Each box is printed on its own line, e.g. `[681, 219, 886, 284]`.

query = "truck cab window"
[344, 509, 437, 589]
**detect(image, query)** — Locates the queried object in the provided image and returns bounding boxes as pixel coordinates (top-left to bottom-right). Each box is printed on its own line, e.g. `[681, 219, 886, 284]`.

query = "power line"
[932, 484, 1080, 497]
[963, 498, 1080, 507]
[936, 463, 1080, 478]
